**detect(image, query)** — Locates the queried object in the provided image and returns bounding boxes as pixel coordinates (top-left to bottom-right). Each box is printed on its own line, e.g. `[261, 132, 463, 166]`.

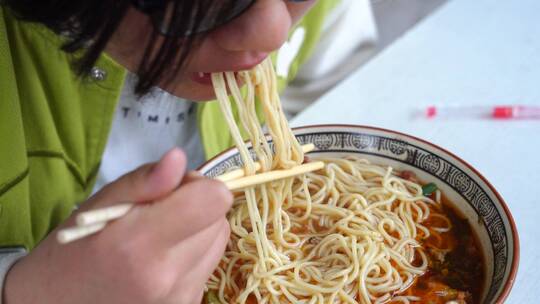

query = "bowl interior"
[199, 125, 518, 304]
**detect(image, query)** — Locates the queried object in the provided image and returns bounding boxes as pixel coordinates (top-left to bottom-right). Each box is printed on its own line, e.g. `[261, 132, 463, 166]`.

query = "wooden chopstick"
[57, 160, 324, 244]
[225, 161, 323, 191]
[76, 144, 314, 227]
[57, 222, 106, 244]
[216, 143, 315, 182]
[76, 203, 133, 226]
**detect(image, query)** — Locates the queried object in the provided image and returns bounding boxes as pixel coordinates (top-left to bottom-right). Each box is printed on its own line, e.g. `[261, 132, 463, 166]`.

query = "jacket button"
[90, 67, 107, 81]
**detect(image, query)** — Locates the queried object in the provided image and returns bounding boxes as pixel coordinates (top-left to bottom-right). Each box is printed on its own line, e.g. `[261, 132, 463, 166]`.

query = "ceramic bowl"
[199, 124, 519, 303]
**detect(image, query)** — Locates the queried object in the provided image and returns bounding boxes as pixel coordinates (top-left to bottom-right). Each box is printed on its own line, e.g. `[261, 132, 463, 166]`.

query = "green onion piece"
[205, 291, 220, 304]
[422, 182, 438, 196]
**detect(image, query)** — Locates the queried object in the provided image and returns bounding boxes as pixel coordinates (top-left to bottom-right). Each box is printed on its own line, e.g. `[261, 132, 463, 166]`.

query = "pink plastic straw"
[425, 105, 540, 120]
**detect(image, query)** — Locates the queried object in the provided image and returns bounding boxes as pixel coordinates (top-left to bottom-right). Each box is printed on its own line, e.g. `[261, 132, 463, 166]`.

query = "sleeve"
[0, 248, 27, 304]
[280, 0, 378, 116]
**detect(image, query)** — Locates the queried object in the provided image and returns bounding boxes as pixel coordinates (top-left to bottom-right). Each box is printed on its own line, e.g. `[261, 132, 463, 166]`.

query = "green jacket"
[0, 2, 338, 251]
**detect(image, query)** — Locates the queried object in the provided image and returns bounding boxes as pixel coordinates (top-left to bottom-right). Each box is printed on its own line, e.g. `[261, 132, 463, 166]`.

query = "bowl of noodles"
[199, 124, 518, 304]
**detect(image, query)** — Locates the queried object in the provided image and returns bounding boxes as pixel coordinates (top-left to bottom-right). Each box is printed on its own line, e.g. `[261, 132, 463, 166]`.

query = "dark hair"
[4, 0, 243, 95]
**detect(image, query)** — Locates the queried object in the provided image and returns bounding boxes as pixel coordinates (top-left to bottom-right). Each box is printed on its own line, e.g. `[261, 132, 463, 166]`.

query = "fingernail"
[151, 148, 183, 173]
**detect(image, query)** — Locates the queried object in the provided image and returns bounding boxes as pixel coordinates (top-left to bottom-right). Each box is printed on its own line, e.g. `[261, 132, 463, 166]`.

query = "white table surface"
[292, 0, 540, 302]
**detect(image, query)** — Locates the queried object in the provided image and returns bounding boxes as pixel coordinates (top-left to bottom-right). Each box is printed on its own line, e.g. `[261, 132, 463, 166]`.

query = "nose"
[210, 0, 292, 53]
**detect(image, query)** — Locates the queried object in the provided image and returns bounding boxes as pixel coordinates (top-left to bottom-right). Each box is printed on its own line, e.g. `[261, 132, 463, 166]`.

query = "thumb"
[89, 148, 187, 207]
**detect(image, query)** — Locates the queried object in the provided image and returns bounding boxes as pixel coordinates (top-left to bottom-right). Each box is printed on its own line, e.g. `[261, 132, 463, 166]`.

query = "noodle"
[208, 58, 445, 303]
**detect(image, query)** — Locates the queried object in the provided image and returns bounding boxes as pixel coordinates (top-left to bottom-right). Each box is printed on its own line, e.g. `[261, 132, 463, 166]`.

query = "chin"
[184, 90, 219, 102]
[164, 81, 218, 102]
[164, 76, 245, 102]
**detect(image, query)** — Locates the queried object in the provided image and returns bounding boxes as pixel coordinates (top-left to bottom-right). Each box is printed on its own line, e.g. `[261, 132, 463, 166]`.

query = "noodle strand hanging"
[207, 58, 451, 304]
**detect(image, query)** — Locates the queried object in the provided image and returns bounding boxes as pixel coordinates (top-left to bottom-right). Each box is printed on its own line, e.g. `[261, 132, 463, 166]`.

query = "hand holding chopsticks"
[58, 144, 321, 244]
[19, 148, 256, 304]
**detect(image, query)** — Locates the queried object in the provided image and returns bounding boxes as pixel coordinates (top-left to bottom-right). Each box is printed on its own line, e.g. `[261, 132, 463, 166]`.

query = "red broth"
[394, 200, 485, 304]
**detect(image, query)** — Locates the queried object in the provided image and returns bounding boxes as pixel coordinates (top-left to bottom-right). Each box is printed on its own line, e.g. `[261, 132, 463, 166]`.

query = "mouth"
[191, 72, 215, 85]
[192, 71, 245, 86]
[191, 53, 268, 86]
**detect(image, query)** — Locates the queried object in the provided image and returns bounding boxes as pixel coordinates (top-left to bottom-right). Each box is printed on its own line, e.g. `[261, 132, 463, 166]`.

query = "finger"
[143, 178, 233, 247]
[170, 218, 230, 275]
[169, 219, 231, 302]
[184, 219, 230, 282]
[88, 148, 187, 209]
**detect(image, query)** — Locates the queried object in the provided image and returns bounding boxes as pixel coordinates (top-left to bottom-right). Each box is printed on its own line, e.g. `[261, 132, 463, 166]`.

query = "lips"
[228, 52, 269, 71]
[192, 72, 213, 85]
[191, 72, 244, 86]
[191, 52, 268, 86]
